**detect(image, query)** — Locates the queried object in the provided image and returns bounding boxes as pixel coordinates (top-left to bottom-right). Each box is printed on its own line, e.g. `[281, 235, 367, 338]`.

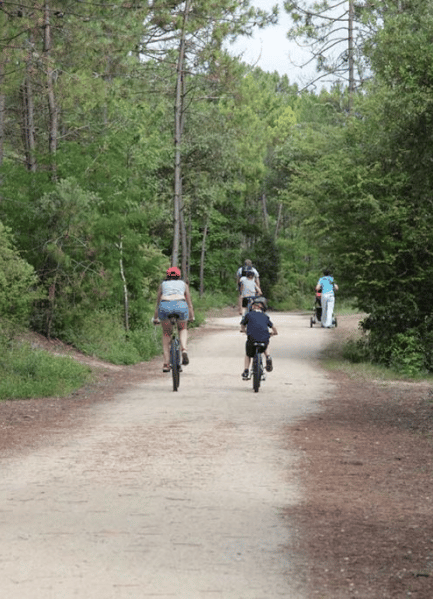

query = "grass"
[0, 341, 92, 400]
[62, 310, 162, 365]
[192, 289, 237, 324]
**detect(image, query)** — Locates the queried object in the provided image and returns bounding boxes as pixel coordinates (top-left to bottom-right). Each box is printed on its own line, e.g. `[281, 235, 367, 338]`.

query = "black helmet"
[251, 296, 267, 311]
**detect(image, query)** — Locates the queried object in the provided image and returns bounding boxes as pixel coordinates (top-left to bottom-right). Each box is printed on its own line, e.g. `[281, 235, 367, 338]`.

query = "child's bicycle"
[250, 341, 267, 393]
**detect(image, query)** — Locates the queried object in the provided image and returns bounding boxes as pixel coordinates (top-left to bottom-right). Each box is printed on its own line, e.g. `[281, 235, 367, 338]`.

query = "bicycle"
[251, 341, 267, 393]
[168, 313, 181, 392]
[153, 313, 182, 391]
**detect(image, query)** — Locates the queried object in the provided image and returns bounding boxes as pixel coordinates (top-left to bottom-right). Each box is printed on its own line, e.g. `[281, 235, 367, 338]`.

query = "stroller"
[310, 290, 337, 328]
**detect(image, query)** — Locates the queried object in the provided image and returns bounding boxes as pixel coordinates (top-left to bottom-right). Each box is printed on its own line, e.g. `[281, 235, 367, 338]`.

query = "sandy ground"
[0, 312, 334, 599]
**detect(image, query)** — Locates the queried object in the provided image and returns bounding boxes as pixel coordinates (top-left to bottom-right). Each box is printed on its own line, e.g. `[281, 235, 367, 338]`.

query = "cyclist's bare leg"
[244, 356, 251, 371]
[177, 321, 188, 353]
[161, 320, 173, 364]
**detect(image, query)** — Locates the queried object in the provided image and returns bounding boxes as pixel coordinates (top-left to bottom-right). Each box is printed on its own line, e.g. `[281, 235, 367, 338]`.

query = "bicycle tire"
[170, 338, 180, 391]
[252, 352, 261, 392]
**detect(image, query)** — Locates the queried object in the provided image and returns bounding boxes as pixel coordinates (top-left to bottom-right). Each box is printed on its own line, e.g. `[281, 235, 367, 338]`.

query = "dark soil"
[286, 316, 433, 599]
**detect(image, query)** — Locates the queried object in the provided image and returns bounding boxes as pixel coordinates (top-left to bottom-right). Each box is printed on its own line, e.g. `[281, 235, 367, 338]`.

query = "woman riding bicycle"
[153, 267, 195, 372]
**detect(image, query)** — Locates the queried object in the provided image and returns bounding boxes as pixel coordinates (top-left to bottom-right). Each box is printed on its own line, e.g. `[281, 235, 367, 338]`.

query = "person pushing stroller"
[315, 268, 338, 328]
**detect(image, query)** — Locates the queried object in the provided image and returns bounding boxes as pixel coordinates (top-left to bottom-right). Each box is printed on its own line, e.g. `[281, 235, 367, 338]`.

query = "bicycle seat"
[167, 312, 180, 320]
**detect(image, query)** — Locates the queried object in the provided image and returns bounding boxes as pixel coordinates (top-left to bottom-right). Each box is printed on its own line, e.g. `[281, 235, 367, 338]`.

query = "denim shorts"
[158, 299, 189, 321]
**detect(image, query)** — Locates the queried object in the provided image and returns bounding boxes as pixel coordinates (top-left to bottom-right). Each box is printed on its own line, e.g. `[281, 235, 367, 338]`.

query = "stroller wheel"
[333, 317, 337, 328]
[310, 317, 314, 328]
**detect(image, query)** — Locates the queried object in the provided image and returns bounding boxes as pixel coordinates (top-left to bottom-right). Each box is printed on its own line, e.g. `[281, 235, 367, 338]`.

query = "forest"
[1, 0, 433, 377]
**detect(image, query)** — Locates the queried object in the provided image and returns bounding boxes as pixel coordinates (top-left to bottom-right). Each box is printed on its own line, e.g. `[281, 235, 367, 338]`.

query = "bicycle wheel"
[170, 338, 180, 391]
[252, 352, 261, 392]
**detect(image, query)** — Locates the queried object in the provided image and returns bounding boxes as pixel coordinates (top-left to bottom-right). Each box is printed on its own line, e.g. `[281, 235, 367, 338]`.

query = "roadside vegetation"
[0, 289, 234, 400]
[0, 337, 92, 400]
[1, 1, 433, 396]
[323, 315, 433, 383]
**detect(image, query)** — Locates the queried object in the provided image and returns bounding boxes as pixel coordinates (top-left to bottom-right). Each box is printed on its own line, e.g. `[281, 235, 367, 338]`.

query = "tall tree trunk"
[0, 62, 5, 171]
[261, 193, 269, 232]
[21, 74, 37, 172]
[179, 192, 188, 280]
[274, 202, 283, 240]
[348, 0, 355, 114]
[117, 238, 129, 332]
[43, 0, 58, 179]
[187, 211, 192, 283]
[199, 219, 209, 298]
[172, 0, 192, 267]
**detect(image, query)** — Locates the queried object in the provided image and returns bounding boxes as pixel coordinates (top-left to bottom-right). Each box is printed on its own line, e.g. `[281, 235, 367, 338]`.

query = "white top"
[240, 276, 257, 297]
[161, 279, 186, 297]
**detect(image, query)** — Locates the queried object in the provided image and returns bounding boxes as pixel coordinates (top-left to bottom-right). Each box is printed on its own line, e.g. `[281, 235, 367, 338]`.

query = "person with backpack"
[239, 268, 262, 315]
[236, 260, 260, 314]
[236, 259, 260, 288]
[315, 268, 339, 328]
[240, 297, 278, 380]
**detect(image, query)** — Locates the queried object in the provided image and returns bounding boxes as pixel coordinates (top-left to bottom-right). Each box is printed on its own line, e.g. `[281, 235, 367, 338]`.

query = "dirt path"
[2, 313, 432, 598]
[0, 312, 334, 599]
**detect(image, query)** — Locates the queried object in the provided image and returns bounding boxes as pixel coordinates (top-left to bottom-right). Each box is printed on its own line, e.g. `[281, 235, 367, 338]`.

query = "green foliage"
[0, 339, 92, 400]
[304, 3, 433, 373]
[388, 331, 426, 378]
[0, 222, 42, 335]
[191, 289, 236, 326]
[341, 338, 371, 365]
[342, 327, 428, 379]
[3, 0, 432, 381]
[61, 309, 161, 365]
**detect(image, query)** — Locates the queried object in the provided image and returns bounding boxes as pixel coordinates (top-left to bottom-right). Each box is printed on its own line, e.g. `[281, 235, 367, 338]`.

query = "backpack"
[241, 265, 254, 278]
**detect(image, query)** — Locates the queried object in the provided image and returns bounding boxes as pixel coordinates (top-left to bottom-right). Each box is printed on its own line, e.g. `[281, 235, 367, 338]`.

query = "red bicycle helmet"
[166, 266, 181, 278]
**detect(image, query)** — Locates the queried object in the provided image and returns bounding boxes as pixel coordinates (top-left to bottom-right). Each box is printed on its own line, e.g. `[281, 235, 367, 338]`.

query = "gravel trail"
[0, 313, 333, 598]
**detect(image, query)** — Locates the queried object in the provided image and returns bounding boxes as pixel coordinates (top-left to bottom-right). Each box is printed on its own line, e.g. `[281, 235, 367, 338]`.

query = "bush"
[0, 222, 42, 336]
[47, 291, 238, 366]
[61, 308, 163, 365]
[127, 326, 161, 362]
[358, 300, 433, 376]
[388, 331, 426, 377]
[192, 289, 235, 325]
[62, 310, 137, 364]
[342, 338, 371, 364]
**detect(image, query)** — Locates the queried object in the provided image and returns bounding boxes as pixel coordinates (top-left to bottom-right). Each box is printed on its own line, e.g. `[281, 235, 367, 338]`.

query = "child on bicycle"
[240, 297, 278, 380]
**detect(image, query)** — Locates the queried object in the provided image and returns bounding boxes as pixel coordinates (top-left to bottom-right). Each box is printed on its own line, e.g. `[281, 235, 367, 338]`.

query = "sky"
[227, 0, 316, 87]
[226, 0, 335, 91]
